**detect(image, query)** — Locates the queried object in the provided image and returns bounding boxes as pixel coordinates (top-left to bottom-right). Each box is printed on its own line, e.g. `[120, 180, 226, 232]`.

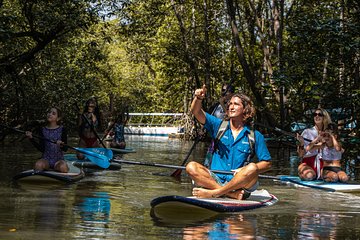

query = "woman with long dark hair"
[77, 97, 101, 159]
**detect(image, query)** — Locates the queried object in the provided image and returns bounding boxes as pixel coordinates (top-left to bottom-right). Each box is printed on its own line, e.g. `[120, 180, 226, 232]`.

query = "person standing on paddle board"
[297, 108, 331, 180]
[25, 107, 69, 173]
[320, 123, 349, 182]
[186, 85, 271, 200]
[77, 97, 102, 159]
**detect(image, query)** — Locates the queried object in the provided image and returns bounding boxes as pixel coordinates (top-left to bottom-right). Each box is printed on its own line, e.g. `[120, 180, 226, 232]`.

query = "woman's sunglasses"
[313, 112, 324, 117]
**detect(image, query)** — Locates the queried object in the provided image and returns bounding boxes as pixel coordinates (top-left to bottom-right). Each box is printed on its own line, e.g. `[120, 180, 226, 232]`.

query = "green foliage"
[0, 0, 358, 138]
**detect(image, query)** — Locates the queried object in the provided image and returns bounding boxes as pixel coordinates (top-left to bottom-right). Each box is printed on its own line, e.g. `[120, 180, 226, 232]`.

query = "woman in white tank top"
[297, 108, 331, 180]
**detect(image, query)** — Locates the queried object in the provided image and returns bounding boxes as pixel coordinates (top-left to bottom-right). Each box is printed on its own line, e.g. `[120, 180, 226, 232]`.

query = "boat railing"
[126, 113, 185, 127]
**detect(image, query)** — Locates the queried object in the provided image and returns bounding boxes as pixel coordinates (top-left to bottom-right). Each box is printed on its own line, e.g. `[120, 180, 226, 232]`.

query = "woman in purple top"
[26, 107, 69, 173]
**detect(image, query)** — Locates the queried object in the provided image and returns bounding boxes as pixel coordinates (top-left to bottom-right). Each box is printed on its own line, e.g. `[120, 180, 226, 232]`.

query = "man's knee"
[185, 161, 199, 175]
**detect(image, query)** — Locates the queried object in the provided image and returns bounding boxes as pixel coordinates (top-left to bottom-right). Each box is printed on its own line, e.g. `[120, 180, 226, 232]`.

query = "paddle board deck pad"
[13, 161, 84, 184]
[150, 189, 277, 221]
[110, 148, 136, 154]
[64, 154, 121, 170]
[277, 175, 360, 192]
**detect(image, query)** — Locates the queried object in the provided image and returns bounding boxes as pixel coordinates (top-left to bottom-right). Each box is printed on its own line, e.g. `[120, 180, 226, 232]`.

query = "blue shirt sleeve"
[254, 130, 271, 161]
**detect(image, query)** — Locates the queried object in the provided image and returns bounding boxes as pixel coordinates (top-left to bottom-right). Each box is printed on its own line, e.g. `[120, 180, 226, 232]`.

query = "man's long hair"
[227, 93, 256, 125]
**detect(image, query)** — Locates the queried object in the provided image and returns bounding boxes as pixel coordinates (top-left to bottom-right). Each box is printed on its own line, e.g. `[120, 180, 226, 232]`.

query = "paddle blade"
[88, 148, 113, 159]
[75, 148, 111, 169]
[171, 168, 182, 177]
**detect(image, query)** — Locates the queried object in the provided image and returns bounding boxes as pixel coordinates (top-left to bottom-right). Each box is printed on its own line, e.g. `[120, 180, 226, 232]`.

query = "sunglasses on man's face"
[313, 112, 324, 117]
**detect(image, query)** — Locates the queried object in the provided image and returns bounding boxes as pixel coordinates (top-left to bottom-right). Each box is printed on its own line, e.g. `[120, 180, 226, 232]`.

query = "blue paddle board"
[277, 175, 360, 192]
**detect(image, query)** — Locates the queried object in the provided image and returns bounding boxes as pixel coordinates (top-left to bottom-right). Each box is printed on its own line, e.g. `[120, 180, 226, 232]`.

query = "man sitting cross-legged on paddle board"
[186, 85, 271, 200]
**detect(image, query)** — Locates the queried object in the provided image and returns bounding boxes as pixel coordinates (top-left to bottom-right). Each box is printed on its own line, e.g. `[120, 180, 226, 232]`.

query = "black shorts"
[323, 166, 342, 173]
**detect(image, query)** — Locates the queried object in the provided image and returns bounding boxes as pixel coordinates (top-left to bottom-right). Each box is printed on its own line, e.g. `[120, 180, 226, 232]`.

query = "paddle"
[170, 137, 201, 177]
[0, 124, 111, 168]
[254, 122, 312, 142]
[112, 158, 277, 179]
[113, 158, 233, 175]
[74, 103, 107, 148]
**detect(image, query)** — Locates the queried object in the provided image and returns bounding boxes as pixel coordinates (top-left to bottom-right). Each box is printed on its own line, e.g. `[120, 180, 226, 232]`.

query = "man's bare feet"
[192, 188, 250, 200]
[192, 187, 216, 198]
[226, 189, 248, 200]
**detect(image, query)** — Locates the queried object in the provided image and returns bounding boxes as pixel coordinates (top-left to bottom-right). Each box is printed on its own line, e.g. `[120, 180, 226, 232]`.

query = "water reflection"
[35, 190, 67, 232]
[75, 192, 111, 223]
[72, 190, 112, 238]
[8, 186, 72, 239]
[182, 214, 256, 239]
[296, 211, 338, 239]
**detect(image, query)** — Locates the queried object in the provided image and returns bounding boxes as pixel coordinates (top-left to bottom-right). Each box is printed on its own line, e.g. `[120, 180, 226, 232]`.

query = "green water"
[1, 135, 360, 239]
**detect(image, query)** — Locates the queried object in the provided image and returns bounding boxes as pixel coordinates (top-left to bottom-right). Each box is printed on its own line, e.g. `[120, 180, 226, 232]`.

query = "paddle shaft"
[114, 159, 232, 174]
[102, 116, 118, 143]
[0, 124, 108, 156]
[1, 124, 81, 152]
[171, 138, 200, 177]
[113, 158, 276, 179]
[1, 124, 111, 168]
[254, 122, 312, 142]
[75, 103, 106, 148]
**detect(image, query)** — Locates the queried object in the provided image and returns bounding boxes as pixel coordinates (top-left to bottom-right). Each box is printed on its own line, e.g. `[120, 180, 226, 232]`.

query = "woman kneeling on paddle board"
[186, 85, 272, 200]
[320, 123, 349, 182]
[297, 108, 331, 180]
[25, 107, 69, 173]
[105, 108, 129, 149]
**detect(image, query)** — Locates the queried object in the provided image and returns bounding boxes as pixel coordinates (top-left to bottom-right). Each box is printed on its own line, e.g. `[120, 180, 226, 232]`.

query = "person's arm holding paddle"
[24, 107, 69, 173]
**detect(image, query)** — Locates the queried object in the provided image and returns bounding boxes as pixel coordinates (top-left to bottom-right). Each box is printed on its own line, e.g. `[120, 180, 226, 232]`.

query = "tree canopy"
[0, 0, 359, 142]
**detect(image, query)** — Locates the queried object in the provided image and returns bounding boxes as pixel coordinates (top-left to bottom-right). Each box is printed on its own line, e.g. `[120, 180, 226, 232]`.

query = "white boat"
[124, 113, 185, 137]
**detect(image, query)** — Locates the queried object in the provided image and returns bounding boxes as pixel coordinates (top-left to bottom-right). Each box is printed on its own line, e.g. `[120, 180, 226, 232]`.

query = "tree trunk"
[225, 0, 276, 126]
[171, 0, 201, 89]
[203, 0, 212, 104]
